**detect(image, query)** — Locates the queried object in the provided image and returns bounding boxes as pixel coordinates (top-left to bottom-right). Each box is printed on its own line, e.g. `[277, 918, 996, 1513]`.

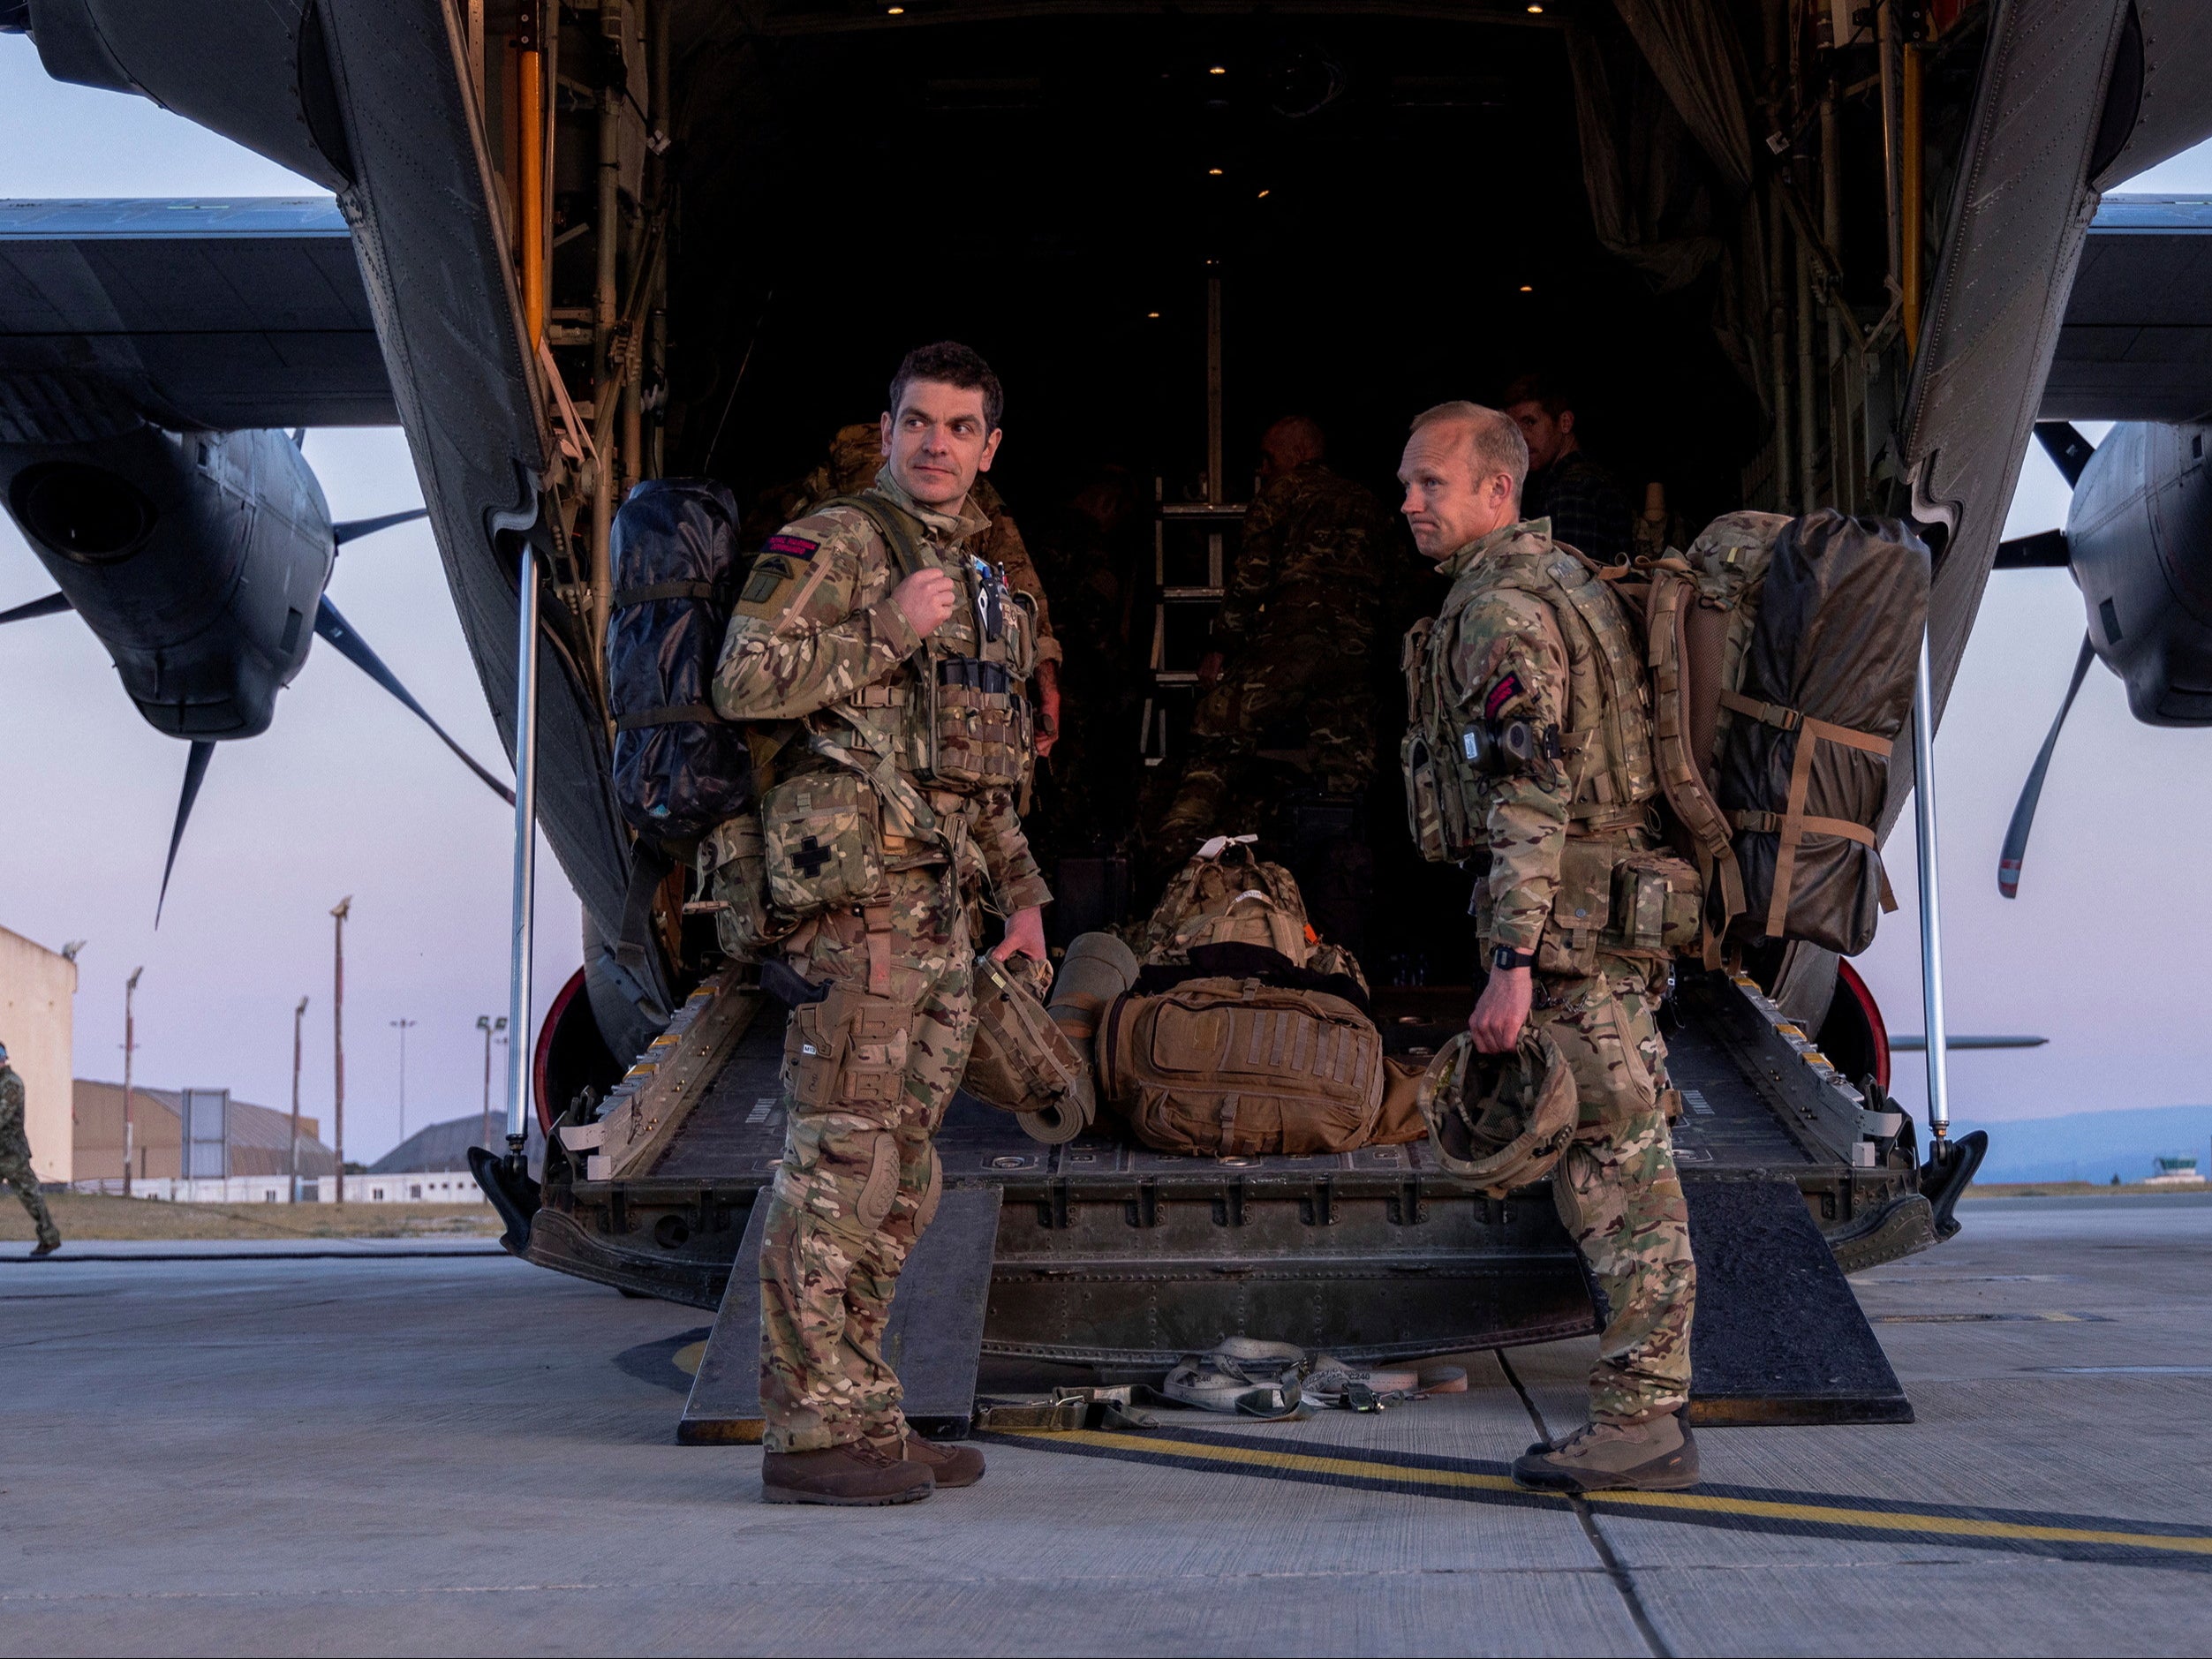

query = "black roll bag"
[606, 479, 755, 841]
[1717, 509, 1929, 955]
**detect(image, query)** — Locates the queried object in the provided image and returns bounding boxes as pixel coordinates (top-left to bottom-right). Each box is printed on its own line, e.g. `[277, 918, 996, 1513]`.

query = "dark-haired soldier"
[1501, 373, 1632, 563]
[766, 423, 1065, 757]
[713, 342, 1051, 1506]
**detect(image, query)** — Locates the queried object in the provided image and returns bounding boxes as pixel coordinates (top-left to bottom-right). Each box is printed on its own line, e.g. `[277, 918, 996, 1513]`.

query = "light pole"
[390, 1017, 419, 1147]
[331, 897, 351, 1205]
[121, 967, 142, 1196]
[290, 996, 309, 1202]
[476, 1014, 507, 1151]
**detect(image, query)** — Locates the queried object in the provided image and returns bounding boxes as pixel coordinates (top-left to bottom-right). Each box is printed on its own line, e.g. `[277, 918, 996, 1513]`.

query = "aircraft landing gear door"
[504, 539, 543, 1171]
[1141, 264, 1244, 771]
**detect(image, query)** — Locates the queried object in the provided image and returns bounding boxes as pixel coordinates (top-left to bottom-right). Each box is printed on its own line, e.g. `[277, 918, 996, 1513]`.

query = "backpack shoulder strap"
[816, 492, 929, 581]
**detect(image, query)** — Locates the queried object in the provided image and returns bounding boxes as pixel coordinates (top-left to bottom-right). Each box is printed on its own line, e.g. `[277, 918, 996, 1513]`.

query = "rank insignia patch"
[1484, 673, 1523, 720]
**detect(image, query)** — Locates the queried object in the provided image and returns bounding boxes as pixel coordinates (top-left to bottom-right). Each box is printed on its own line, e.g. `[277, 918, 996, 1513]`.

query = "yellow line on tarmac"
[1000, 1429, 2212, 1558]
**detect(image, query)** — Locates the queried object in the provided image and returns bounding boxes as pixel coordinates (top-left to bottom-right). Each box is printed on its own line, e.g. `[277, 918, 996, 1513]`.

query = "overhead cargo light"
[1208, 167, 1224, 176]
[1527, 4, 1544, 12]
[1210, 65, 1227, 75]
[1257, 189, 1271, 199]
[887, 4, 904, 12]
[1147, 311, 1161, 319]
[1520, 284, 1534, 291]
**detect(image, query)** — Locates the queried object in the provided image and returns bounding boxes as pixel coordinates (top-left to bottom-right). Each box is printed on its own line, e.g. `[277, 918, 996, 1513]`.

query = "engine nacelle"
[1, 425, 335, 736]
[2066, 421, 2212, 726]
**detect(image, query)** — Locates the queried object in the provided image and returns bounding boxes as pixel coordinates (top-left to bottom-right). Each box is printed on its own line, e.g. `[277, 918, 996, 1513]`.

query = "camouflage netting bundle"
[1718, 510, 1929, 955]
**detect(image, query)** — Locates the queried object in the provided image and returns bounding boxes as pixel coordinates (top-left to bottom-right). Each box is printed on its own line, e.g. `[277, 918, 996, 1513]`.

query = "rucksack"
[1717, 511, 1925, 954]
[1612, 512, 1787, 963]
[607, 479, 754, 841]
[1139, 835, 1314, 968]
[1098, 976, 1385, 1157]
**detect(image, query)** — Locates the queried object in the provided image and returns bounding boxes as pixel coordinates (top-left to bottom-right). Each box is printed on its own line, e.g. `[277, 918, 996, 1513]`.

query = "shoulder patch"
[762, 533, 819, 561]
[1484, 673, 1524, 720]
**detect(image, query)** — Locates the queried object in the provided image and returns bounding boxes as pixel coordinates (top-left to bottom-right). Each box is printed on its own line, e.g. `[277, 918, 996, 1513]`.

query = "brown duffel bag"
[1097, 976, 1386, 1157]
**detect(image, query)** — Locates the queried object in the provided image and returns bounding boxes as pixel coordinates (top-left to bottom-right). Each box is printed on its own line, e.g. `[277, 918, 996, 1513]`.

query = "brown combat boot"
[874, 1431, 985, 1489]
[761, 1439, 935, 1506]
[30, 1237, 59, 1258]
[1512, 1411, 1699, 1494]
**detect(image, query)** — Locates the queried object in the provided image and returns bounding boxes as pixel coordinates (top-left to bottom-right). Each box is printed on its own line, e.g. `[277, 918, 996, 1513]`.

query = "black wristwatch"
[1491, 946, 1536, 973]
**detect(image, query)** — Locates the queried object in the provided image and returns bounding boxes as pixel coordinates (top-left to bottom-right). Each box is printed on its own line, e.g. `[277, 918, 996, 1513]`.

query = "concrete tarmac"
[4, 1195, 2208, 1656]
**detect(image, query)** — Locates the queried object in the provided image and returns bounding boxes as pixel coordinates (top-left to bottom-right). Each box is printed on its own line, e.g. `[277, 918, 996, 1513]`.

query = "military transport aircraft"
[5, 0, 2212, 1425]
[0, 196, 513, 917]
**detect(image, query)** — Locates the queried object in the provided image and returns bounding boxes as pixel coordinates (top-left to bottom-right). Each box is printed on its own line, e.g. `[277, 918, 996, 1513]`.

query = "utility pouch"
[699, 814, 797, 962]
[760, 770, 887, 915]
[1536, 838, 1619, 977]
[1601, 850, 1704, 958]
[782, 983, 910, 1119]
[1400, 730, 1478, 865]
[926, 656, 1032, 789]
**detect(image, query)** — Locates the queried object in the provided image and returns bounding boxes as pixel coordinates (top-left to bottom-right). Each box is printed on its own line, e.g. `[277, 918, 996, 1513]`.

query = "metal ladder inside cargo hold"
[1139, 262, 1245, 770]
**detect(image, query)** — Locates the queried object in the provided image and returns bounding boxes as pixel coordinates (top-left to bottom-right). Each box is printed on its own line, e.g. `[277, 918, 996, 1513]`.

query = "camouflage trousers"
[1157, 613, 1377, 856]
[0, 1145, 59, 1249]
[758, 867, 976, 1454]
[1530, 956, 1696, 1424]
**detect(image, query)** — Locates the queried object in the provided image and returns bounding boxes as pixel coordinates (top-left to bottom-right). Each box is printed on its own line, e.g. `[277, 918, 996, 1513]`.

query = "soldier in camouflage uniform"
[0, 1043, 61, 1256]
[1398, 402, 1698, 1494]
[766, 422, 1065, 757]
[1152, 417, 1395, 870]
[713, 344, 1050, 1507]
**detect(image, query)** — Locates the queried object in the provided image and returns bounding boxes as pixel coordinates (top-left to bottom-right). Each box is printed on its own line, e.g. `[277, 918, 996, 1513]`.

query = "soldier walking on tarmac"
[1396, 403, 1698, 1492]
[0, 1043, 62, 1256]
[713, 343, 1051, 1505]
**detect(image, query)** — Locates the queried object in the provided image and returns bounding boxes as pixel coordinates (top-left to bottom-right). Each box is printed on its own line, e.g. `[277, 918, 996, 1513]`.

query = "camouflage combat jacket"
[1214, 462, 1393, 656]
[0, 1067, 24, 1143]
[1400, 518, 1657, 965]
[713, 471, 1050, 914]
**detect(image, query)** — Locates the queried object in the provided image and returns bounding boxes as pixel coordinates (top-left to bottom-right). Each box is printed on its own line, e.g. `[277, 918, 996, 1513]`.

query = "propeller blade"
[332, 509, 428, 546]
[1993, 528, 2072, 569]
[156, 740, 215, 927]
[2033, 421, 2095, 489]
[313, 596, 516, 805]
[1997, 632, 2097, 899]
[0, 591, 72, 624]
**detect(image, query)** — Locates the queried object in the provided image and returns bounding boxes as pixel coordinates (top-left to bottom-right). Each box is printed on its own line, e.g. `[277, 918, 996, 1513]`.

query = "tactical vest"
[742, 491, 1037, 931]
[1400, 529, 1657, 867]
[808, 493, 1036, 795]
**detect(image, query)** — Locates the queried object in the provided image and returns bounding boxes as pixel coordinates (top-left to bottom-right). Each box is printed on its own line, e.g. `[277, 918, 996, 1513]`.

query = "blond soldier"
[1398, 403, 1698, 1493]
[713, 343, 1050, 1506]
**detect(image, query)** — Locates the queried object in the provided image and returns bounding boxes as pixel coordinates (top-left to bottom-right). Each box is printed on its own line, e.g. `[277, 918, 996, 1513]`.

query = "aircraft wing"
[0, 197, 396, 430]
[2042, 195, 2212, 424]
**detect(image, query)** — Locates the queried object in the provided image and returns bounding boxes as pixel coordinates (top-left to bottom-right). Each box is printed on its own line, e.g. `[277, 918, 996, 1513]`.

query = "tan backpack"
[1139, 836, 1314, 968]
[1098, 975, 1385, 1157]
[1604, 512, 1787, 964]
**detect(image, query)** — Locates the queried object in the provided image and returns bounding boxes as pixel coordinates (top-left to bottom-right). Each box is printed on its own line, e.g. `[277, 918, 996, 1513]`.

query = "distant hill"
[1958, 1105, 2212, 1185]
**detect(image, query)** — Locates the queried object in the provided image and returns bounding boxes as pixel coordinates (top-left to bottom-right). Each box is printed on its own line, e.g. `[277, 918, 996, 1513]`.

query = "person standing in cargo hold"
[1501, 373, 1632, 564]
[1151, 416, 1395, 868]
[710, 342, 1051, 1507]
[1397, 402, 1698, 1494]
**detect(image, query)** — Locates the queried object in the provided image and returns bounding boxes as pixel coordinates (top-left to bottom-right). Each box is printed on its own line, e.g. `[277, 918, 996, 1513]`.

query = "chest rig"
[1400, 531, 1657, 866]
[816, 493, 1036, 794]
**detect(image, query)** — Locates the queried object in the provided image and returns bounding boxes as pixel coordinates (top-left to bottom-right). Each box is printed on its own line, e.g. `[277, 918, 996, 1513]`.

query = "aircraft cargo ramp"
[519, 967, 1931, 1429]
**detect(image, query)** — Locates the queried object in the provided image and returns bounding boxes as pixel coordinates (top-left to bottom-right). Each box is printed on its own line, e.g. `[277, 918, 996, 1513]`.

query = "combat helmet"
[1417, 1029, 1578, 1196]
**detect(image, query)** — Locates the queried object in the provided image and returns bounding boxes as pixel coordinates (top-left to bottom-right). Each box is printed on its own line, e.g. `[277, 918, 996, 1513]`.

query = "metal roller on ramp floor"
[677, 1186, 1005, 1445]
